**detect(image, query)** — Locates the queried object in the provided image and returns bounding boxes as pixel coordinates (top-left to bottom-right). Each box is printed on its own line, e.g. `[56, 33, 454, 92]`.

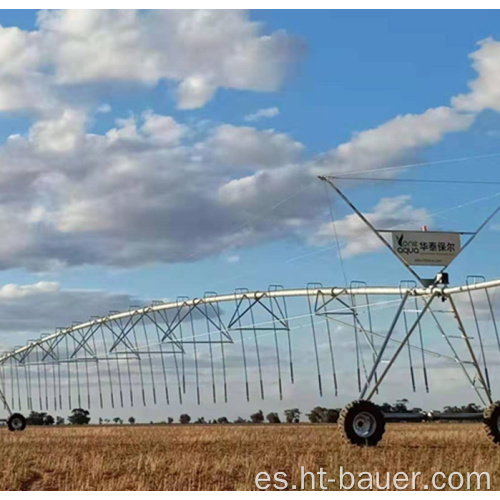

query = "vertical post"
[365, 294, 435, 400]
[448, 296, 493, 405]
[360, 292, 409, 399]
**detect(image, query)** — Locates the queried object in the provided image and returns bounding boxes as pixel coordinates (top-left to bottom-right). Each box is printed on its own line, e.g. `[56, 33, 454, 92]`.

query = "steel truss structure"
[0, 278, 499, 418]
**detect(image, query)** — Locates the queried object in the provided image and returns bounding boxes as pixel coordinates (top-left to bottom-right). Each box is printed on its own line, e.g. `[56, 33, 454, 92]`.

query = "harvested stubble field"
[0, 423, 497, 490]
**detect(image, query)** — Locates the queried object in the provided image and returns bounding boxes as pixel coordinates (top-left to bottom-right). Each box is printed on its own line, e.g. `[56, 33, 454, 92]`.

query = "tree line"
[21, 400, 485, 426]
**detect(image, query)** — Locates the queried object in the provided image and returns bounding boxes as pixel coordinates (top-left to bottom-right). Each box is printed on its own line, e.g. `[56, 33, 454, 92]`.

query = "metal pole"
[426, 304, 487, 406]
[448, 296, 493, 405]
[319, 176, 425, 285]
[365, 294, 436, 400]
[360, 292, 409, 399]
[440, 203, 500, 274]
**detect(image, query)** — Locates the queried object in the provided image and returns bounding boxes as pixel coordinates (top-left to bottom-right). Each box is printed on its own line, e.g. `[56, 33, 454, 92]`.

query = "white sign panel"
[391, 231, 461, 266]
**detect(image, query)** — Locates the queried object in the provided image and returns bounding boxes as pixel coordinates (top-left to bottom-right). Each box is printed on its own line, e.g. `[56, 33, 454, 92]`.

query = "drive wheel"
[339, 400, 385, 446]
[483, 402, 500, 444]
[7, 413, 26, 432]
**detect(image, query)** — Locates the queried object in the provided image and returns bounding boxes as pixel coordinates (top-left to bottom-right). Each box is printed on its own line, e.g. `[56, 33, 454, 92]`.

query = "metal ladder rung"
[448, 335, 475, 339]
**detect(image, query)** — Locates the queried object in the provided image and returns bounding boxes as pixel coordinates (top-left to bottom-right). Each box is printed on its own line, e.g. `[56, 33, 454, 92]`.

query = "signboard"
[391, 231, 461, 266]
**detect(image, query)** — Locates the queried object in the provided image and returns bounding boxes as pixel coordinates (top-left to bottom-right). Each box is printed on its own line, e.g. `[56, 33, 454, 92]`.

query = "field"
[0, 423, 498, 490]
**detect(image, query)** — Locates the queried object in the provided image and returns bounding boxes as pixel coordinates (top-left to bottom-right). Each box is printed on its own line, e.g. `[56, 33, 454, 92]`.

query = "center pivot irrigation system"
[0, 176, 500, 447]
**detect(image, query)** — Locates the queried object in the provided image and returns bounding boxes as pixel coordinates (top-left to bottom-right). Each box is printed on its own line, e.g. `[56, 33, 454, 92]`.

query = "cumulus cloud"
[0, 281, 137, 347]
[453, 38, 500, 112]
[0, 109, 322, 270]
[0, 20, 493, 272]
[0, 101, 478, 271]
[313, 107, 475, 177]
[311, 195, 433, 257]
[0, 10, 301, 112]
[244, 106, 280, 122]
[205, 124, 304, 167]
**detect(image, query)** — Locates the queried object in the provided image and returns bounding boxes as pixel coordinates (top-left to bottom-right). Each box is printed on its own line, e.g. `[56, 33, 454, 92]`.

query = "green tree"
[128, 416, 136, 425]
[56, 416, 65, 425]
[284, 408, 301, 423]
[306, 407, 339, 423]
[179, 414, 191, 424]
[250, 410, 264, 423]
[68, 408, 90, 425]
[44, 414, 55, 426]
[266, 412, 281, 424]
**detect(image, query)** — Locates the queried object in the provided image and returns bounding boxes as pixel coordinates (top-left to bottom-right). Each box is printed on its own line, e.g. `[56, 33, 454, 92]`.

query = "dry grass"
[0, 423, 497, 490]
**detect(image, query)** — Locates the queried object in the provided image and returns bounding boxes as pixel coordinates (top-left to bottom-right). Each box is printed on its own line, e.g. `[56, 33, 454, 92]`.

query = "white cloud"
[244, 106, 280, 122]
[0, 281, 137, 344]
[0, 10, 302, 113]
[96, 103, 111, 114]
[311, 195, 433, 257]
[0, 108, 320, 270]
[206, 124, 304, 167]
[141, 110, 187, 145]
[453, 38, 500, 112]
[0, 25, 493, 271]
[313, 107, 475, 177]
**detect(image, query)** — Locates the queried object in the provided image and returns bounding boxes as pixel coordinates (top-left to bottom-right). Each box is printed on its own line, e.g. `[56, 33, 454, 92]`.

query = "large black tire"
[483, 402, 500, 444]
[7, 413, 26, 432]
[339, 400, 385, 446]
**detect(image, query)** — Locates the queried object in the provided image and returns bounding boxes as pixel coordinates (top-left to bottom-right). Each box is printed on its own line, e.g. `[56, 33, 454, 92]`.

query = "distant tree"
[179, 414, 191, 424]
[68, 408, 90, 425]
[26, 411, 46, 426]
[113, 417, 123, 424]
[307, 407, 324, 423]
[250, 410, 264, 424]
[195, 417, 206, 424]
[56, 416, 65, 426]
[266, 412, 281, 424]
[44, 414, 55, 426]
[104, 418, 110, 424]
[443, 403, 483, 414]
[234, 416, 247, 424]
[128, 416, 136, 425]
[98, 417, 103, 425]
[323, 409, 339, 423]
[217, 417, 229, 424]
[306, 407, 339, 423]
[167, 417, 174, 424]
[284, 408, 301, 423]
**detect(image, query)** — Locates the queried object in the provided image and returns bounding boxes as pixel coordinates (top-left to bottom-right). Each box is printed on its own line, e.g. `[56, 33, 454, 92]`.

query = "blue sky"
[1, 9, 500, 301]
[1, 10, 500, 418]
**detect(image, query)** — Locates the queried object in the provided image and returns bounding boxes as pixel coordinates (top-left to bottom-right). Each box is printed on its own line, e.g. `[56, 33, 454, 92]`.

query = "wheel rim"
[10, 417, 23, 430]
[353, 411, 376, 438]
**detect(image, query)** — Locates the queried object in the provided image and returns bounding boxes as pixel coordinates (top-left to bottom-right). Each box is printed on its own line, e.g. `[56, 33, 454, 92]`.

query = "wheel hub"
[353, 411, 376, 438]
[10, 417, 23, 430]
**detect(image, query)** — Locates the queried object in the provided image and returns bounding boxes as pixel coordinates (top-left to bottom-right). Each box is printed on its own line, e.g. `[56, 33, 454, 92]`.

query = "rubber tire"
[7, 413, 26, 432]
[339, 400, 385, 446]
[483, 402, 500, 444]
